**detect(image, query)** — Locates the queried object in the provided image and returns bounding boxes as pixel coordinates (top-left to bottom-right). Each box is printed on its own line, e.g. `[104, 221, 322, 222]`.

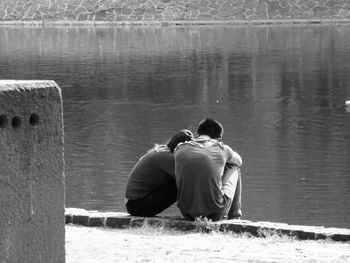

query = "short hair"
[167, 129, 193, 152]
[196, 118, 223, 139]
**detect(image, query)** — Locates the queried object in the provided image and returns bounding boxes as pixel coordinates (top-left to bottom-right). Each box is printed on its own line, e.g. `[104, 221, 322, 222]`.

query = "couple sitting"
[125, 118, 243, 221]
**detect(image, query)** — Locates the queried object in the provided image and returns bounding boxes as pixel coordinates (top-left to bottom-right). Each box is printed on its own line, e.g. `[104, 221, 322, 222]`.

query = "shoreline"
[1, 19, 350, 27]
[65, 208, 350, 242]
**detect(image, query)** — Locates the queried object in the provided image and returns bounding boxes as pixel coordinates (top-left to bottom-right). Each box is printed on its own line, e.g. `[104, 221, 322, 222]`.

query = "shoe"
[227, 209, 242, 220]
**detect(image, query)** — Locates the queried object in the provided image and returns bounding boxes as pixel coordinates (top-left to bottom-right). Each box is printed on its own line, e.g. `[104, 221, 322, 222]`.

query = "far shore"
[1, 18, 350, 27]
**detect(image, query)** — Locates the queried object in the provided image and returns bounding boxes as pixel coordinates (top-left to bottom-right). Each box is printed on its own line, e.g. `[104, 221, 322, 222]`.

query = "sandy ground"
[65, 225, 350, 263]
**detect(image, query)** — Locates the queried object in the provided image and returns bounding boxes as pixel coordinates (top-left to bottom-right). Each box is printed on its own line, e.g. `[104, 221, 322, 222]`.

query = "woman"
[125, 129, 193, 217]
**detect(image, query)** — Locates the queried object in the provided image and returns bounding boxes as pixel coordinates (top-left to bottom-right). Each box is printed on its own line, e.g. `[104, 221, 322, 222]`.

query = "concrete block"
[166, 220, 197, 231]
[331, 234, 350, 242]
[72, 215, 89, 226]
[66, 214, 73, 224]
[295, 230, 327, 240]
[88, 217, 105, 227]
[144, 218, 165, 227]
[0, 80, 65, 263]
[219, 222, 251, 234]
[106, 216, 132, 228]
[130, 218, 146, 228]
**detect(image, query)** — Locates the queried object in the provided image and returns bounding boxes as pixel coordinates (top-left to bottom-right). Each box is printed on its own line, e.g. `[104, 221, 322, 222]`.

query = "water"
[1, 25, 350, 228]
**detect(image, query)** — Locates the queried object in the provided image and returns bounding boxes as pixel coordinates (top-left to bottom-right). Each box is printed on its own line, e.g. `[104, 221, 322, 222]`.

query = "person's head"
[196, 118, 223, 140]
[167, 129, 193, 152]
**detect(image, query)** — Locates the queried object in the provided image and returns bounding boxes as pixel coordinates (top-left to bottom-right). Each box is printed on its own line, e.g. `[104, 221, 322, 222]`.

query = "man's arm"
[224, 145, 242, 167]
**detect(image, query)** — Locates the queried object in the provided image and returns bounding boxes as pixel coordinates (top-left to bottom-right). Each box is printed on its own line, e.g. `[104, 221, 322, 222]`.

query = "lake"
[0, 24, 349, 228]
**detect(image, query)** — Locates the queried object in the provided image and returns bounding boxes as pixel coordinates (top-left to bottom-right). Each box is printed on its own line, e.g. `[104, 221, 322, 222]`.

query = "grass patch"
[126, 219, 183, 236]
[193, 216, 219, 233]
[125, 220, 302, 243]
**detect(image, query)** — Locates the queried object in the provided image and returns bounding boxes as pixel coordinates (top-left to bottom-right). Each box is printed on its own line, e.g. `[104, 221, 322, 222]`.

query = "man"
[174, 118, 242, 221]
[125, 129, 193, 217]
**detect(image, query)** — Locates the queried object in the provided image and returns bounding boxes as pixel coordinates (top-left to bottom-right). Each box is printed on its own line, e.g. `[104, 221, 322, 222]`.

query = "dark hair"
[167, 129, 193, 152]
[196, 118, 223, 139]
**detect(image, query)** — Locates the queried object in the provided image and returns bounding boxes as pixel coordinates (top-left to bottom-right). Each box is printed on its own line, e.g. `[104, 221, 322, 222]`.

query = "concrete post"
[0, 80, 65, 263]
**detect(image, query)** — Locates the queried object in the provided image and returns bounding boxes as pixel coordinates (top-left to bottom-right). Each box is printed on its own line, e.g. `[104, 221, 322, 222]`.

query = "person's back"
[174, 118, 242, 221]
[125, 146, 174, 201]
[125, 129, 193, 217]
[175, 138, 229, 219]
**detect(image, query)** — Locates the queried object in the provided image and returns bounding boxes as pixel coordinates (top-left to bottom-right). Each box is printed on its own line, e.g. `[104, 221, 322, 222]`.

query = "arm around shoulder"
[224, 145, 242, 167]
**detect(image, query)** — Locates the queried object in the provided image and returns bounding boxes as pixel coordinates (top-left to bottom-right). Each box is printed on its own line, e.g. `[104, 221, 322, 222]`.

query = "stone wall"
[0, 81, 65, 263]
[0, 0, 349, 23]
[65, 208, 350, 242]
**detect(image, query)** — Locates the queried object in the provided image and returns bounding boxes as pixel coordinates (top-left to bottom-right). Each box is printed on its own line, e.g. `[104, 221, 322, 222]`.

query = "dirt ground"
[65, 225, 350, 263]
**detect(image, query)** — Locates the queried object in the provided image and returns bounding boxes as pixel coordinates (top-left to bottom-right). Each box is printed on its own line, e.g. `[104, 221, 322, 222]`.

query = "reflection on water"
[1, 25, 350, 228]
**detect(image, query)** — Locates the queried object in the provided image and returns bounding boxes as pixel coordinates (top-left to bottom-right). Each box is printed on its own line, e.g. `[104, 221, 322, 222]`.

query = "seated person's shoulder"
[148, 144, 171, 154]
[174, 140, 196, 152]
[139, 145, 170, 161]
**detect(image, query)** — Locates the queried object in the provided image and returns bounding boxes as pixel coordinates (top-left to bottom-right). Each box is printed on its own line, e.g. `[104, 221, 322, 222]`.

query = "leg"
[221, 166, 243, 219]
[126, 179, 177, 217]
[228, 168, 242, 219]
[222, 166, 239, 200]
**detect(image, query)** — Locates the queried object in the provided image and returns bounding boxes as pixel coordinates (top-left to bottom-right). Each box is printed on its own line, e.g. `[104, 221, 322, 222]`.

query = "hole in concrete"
[30, 113, 39, 126]
[0, 114, 8, 128]
[12, 116, 21, 129]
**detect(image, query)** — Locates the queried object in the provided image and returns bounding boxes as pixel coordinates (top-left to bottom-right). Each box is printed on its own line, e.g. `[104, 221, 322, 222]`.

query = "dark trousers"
[125, 179, 177, 217]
